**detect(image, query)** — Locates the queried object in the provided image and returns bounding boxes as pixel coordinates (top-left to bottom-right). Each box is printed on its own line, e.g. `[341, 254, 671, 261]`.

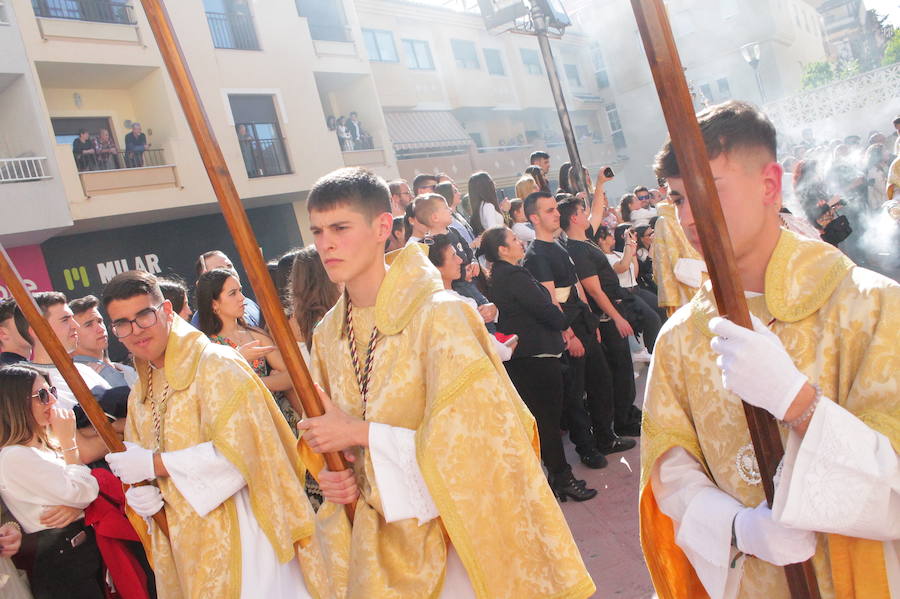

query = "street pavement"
[560, 363, 657, 598]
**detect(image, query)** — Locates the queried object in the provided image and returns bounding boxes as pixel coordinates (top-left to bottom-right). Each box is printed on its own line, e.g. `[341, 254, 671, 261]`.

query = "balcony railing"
[0, 157, 52, 183]
[239, 138, 291, 178]
[206, 11, 260, 50]
[32, 0, 136, 25]
[75, 148, 166, 172]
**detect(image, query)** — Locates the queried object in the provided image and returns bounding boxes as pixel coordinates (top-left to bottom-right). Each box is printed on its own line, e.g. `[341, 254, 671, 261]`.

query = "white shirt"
[479, 203, 505, 231]
[0, 445, 98, 533]
[630, 206, 657, 227]
[512, 222, 536, 243]
[605, 251, 637, 288]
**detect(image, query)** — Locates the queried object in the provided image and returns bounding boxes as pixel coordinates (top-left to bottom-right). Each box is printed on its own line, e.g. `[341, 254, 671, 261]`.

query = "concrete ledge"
[37, 17, 140, 44]
[79, 164, 177, 196]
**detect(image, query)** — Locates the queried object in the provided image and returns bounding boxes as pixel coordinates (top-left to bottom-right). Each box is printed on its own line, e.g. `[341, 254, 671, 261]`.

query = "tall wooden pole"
[136, 0, 353, 520]
[0, 244, 169, 537]
[630, 1, 820, 597]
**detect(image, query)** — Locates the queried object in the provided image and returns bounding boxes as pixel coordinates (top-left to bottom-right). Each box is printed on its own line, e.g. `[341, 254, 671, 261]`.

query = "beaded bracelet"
[780, 384, 822, 429]
[2, 520, 21, 533]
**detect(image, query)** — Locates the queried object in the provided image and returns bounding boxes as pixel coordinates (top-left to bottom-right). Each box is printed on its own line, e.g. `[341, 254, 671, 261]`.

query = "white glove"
[734, 501, 817, 566]
[709, 314, 808, 420]
[105, 442, 156, 484]
[125, 485, 164, 518]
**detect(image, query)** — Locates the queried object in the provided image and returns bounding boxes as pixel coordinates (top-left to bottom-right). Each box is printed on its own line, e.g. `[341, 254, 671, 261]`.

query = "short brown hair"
[14, 292, 67, 346]
[68, 295, 99, 317]
[412, 193, 448, 226]
[102, 270, 164, 309]
[654, 100, 776, 179]
[307, 167, 391, 222]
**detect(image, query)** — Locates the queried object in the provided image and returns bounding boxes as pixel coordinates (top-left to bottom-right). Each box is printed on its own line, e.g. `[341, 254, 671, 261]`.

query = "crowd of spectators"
[325, 112, 374, 151]
[6, 111, 899, 598]
[71, 123, 152, 172]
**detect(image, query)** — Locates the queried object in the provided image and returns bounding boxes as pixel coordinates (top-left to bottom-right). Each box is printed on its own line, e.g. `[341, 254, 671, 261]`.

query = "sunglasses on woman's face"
[31, 387, 57, 405]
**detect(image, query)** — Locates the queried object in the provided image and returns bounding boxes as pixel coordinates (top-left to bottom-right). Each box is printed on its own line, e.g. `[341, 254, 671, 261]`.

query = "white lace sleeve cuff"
[773, 398, 900, 540]
[161, 442, 247, 518]
[652, 447, 744, 599]
[369, 423, 439, 526]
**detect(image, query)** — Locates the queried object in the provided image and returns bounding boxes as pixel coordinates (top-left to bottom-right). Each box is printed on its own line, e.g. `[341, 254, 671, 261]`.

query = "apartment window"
[717, 77, 731, 99]
[700, 83, 714, 104]
[204, 0, 260, 50]
[228, 95, 291, 178]
[295, 0, 349, 42]
[792, 4, 801, 27]
[0, 1, 8, 24]
[363, 29, 398, 62]
[484, 48, 505, 76]
[590, 44, 610, 88]
[520, 48, 542, 75]
[31, 0, 136, 25]
[564, 64, 582, 87]
[606, 103, 626, 150]
[451, 39, 480, 69]
[403, 39, 435, 70]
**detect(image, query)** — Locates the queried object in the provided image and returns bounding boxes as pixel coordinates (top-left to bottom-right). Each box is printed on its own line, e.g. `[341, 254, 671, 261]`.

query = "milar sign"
[97, 254, 162, 284]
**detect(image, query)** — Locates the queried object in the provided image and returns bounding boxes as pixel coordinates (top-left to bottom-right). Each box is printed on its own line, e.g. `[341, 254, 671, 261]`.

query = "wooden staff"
[630, 1, 820, 597]
[0, 244, 169, 538]
[137, 0, 354, 520]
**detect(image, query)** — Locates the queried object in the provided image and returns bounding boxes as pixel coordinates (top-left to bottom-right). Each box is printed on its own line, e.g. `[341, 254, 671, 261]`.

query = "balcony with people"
[229, 94, 292, 179]
[314, 72, 391, 173]
[37, 62, 181, 198]
[29, 0, 141, 43]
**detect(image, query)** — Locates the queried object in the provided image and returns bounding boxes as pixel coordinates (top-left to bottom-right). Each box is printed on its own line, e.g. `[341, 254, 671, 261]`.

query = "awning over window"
[384, 111, 473, 151]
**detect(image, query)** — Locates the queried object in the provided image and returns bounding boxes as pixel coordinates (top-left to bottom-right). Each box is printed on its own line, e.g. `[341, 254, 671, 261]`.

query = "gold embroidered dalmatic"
[306, 244, 595, 599]
[125, 316, 331, 599]
[651, 201, 702, 311]
[640, 230, 899, 599]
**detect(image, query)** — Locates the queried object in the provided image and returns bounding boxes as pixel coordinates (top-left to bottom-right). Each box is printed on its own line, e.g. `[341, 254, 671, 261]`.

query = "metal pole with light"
[531, 1, 586, 193]
[478, 0, 587, 193]
[741, 42, 766, 103]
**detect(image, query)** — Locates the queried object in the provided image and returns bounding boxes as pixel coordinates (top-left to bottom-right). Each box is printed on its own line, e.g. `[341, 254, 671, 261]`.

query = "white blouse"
[0, 445, 98, 533]
[479, 203, 505, 231]
[605, 251, 637, 288]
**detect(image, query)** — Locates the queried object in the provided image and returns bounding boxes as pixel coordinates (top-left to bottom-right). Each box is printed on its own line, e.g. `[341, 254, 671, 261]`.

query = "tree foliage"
[883, 35, 900, 66]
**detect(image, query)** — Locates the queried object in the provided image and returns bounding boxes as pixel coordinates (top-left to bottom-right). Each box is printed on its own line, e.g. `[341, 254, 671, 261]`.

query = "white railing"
[0, 157, 52, 183]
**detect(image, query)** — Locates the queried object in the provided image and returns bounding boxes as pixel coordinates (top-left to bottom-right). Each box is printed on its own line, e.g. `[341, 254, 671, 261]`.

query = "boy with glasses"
[102, 271, 332, 599]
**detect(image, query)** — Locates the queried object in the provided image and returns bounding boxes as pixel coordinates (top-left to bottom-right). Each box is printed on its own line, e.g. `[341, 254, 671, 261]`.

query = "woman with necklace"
[195, 269, 295, 413]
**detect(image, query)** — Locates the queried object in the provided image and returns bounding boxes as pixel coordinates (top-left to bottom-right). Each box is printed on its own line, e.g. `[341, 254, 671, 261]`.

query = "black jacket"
[489, 260, 567, 359]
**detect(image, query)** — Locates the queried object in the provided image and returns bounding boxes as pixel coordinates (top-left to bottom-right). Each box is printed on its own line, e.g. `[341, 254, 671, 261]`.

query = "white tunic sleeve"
[161, 442, 247, 518]
[772, 398, 900, 539]
[368, 423, 439, 525]
[651, 447, 744, 599]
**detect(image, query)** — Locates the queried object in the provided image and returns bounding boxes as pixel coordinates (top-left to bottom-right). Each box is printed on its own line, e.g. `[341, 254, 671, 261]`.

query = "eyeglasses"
[636, 194, 651, 201]
[111, 303, 164, 339]
[31, 387, 57, 405]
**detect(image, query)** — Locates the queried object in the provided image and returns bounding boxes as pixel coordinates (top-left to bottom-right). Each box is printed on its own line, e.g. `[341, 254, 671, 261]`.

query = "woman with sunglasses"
[0, 365, 105, 599]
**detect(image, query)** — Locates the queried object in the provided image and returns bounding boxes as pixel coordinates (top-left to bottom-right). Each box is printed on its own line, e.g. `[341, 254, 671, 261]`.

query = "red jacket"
[84, 469, 151, 599]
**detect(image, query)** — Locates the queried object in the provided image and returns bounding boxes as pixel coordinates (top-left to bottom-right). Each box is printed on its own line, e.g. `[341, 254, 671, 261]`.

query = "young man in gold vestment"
[296, 167, 595, 599]
[101, 271, 332, 599]
[640, 100, 899, 599]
